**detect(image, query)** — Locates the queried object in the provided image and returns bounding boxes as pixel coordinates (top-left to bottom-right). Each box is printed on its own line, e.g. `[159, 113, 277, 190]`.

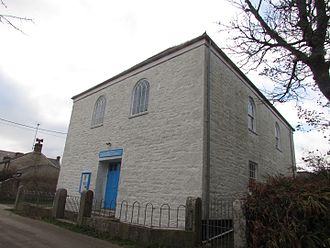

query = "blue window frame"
[79, 172, 91, 193]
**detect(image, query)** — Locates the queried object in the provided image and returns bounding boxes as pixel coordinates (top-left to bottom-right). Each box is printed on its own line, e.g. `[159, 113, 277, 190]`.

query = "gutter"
[289, 130, 296, 177]
[202, 39, 211, 220]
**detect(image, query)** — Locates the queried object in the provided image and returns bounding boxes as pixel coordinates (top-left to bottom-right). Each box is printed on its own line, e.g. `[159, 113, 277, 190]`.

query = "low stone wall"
[64, 210, 78, 222]
[17, 203, 52, 219]
[14, 203, 196, 248]
[0, 179, 19, 202]
[14, 188, 245, 247]
[83, 216, 196, 248]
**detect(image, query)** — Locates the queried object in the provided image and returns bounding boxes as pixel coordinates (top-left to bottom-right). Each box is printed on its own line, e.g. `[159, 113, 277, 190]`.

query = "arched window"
[275, 122, 281, 149]
[131, 79, 150, 115]
[91, 95, 106, 127]
[248, 97, 256, 131]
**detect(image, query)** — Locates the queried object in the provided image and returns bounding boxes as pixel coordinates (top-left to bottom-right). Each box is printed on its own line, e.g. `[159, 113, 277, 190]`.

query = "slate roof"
[9, 151, 60, 171]
[0, 150, 23, 162]
[48, 158, 61, 169]
[0, 149, 60, 168]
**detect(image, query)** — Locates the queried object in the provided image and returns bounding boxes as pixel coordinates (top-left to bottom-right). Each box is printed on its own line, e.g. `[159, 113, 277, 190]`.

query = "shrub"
[245, 174, 330, 248]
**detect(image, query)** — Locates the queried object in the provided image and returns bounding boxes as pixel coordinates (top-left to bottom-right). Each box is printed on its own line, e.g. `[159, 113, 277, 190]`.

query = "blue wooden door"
[104, 161, 121, 209]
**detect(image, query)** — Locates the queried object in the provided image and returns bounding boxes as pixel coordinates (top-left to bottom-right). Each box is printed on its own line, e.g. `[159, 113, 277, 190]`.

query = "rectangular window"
[249, 161, 257, 180]
[248, 115, 254, 130]
[79, 172, 91, 193]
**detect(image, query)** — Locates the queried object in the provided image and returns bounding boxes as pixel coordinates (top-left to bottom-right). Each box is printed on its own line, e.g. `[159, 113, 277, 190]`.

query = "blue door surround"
[99, 148, 123, 159]
[104, 161, 121, 209]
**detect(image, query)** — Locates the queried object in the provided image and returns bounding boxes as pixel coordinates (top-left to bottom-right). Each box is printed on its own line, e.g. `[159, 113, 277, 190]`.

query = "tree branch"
[0, 0, 33, 33]
[1, 0, 7, 8]
[278, 60, 298, 101]
[245, 0, 309, 62]
[0, 14, 33, 33]
[296, 0, 314, 45]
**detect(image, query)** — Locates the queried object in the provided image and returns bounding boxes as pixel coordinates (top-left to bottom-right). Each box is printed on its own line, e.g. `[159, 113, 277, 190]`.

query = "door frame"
[94, 148, 124, 211]
[104, 160, 121, 209]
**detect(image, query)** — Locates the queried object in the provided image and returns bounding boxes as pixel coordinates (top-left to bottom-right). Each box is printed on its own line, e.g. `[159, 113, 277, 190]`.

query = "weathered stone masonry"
[57, 34, 295, 217]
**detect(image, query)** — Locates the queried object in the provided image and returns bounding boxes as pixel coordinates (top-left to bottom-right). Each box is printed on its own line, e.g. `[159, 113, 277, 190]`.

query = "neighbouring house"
[0, 150, 24, 171]
[57, 33, 296, 218]
[0, 140, 61, 196]
[0, 150, 24, 161]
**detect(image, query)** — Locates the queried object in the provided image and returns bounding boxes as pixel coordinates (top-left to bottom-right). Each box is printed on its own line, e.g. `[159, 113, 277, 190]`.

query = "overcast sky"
[0, 0, 328, 168]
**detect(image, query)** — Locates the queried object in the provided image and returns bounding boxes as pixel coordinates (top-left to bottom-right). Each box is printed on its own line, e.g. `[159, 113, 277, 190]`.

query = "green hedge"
[245, 174, 330, 248]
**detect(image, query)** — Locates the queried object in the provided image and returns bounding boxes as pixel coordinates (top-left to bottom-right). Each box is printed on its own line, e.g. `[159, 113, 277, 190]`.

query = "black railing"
[0, 190, 16, 203]
[202, 198, 234, 248]
[23, 190, 55, 207]
[118, 200, 186, 229]
[65, 195, 80, 213]
[90, 198, 186, 229]
[91, 198, 116, 218]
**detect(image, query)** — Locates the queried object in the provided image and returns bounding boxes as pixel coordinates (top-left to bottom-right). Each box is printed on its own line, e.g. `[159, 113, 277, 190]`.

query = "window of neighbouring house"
[131, 79, 150, 116]
[275, 122, 281, 150]
[249, 161, 257, 181]
[91, 95, 106, 127]
[248, 97, 256, 132]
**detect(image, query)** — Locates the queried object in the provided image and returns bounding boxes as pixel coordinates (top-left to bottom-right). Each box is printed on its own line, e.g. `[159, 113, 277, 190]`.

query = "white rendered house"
[57, 33, 296, 217]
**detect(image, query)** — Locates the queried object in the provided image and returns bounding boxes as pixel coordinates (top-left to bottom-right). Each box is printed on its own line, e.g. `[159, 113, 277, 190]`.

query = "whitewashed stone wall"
[208, 47, 295, 198]
[58, 37, 295, 218]
[57, 42, 206, 211]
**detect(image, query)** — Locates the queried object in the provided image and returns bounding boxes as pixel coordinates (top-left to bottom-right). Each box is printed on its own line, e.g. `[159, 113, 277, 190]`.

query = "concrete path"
[0, 204, 122, 248]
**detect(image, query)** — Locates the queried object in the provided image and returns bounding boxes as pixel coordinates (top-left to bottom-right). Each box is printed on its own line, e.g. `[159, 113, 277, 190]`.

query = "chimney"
[15, 152, 24, 158]
[34, 138, 44, 153]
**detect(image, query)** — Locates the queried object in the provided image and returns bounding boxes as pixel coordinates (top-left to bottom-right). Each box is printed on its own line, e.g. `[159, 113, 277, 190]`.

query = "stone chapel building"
[57, 33, 296, 215]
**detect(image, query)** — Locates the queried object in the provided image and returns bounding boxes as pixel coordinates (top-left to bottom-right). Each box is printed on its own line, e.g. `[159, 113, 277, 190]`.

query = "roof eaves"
[204, 37, 295, 131]
[48, 158, 60, 168]
[71, 32, 294, 131]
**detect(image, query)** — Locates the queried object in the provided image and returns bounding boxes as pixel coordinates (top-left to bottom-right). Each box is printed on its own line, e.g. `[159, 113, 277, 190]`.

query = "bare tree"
[301, 150, 330, 178]
[221, 0, 330, 102]
[0, 0, 32, 33]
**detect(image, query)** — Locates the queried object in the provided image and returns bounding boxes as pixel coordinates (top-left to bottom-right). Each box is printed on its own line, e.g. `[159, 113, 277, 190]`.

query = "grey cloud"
[0, 70, 67, 158]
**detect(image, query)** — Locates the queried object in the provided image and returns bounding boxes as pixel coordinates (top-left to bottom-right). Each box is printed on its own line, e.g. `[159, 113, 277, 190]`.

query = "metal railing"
[202, 198, 234, 248]
[90, 198, 186, 229]
[22, 190, 55, 207]
[118, 200, 186, 229]
[91, 198, 116, 218]
[0, 190, 16, 203]
[63, 194, 81, 222]
[65, 195, 80, 213]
